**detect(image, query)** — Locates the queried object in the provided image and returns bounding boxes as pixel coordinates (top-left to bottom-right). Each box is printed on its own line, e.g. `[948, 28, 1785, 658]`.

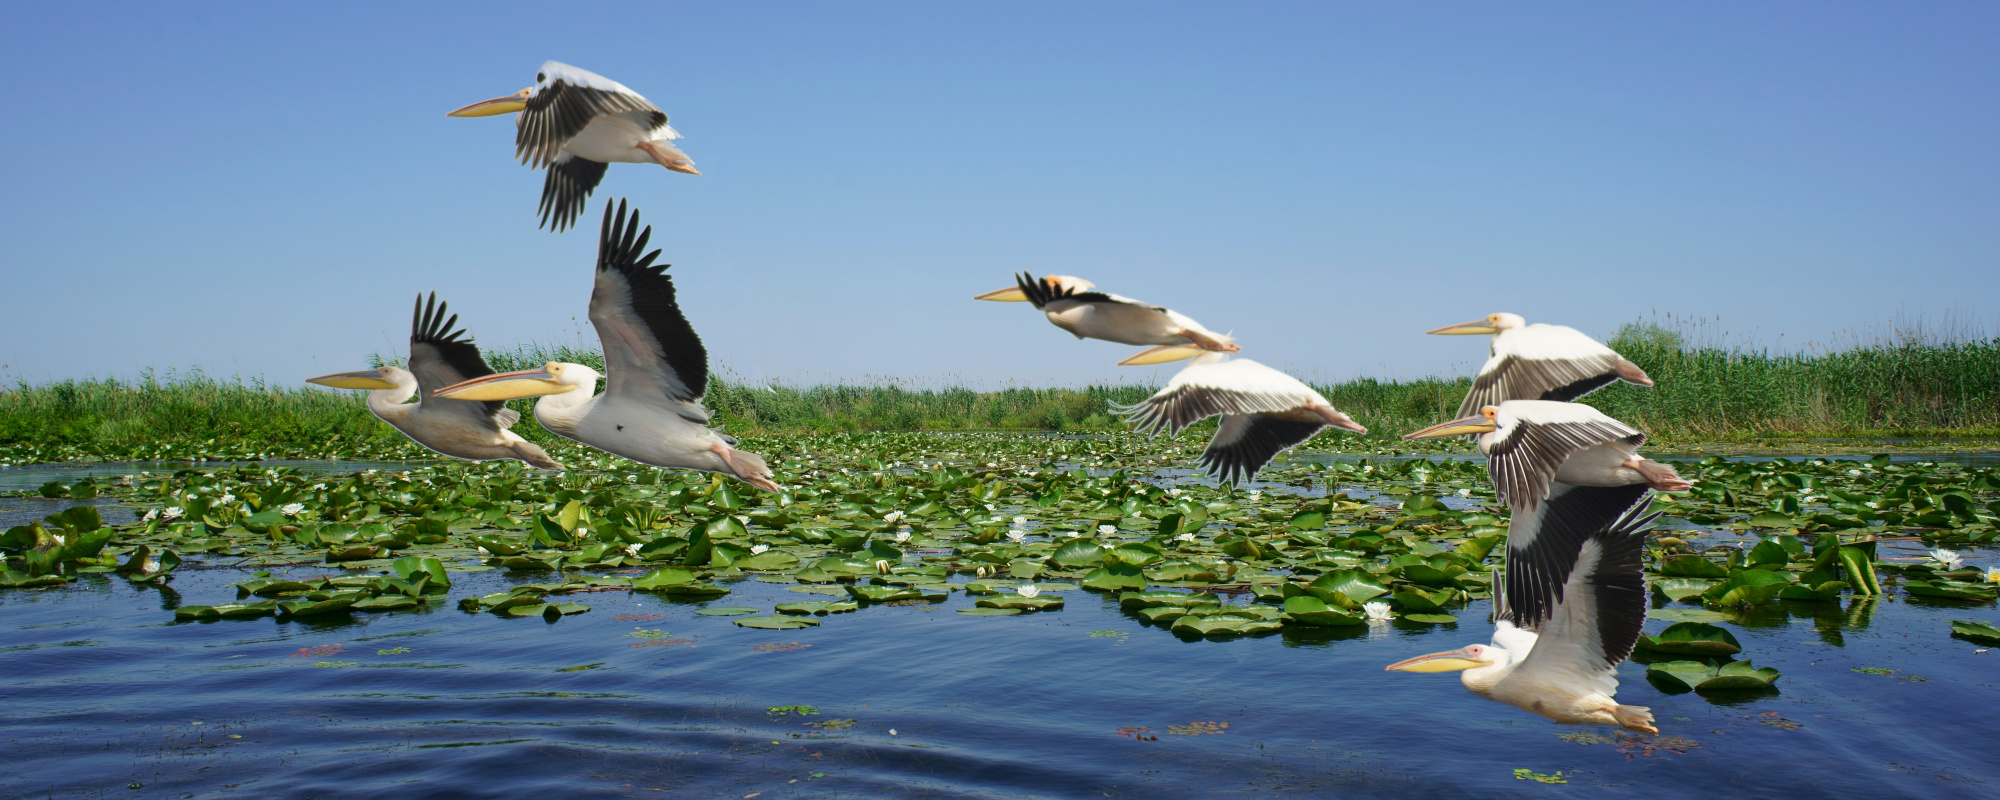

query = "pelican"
[1429, 313, 1652, 418]
[306, 293, 562, 469]
[431, 200, 779, 492]
[1116, 353, 1365, 484]
[975, 273, 1239, 361]
[1384, 499, 1662, 734]
[448, 61, 700, 233]
[1403, 400, 1688, 625]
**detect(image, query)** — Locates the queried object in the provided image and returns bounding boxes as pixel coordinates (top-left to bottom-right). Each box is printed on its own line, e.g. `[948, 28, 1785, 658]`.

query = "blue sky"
[3, 2, 1995, 389]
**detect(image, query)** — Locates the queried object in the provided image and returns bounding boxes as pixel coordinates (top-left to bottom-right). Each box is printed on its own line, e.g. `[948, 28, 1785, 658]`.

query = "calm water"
[4, 558, 1998, 798]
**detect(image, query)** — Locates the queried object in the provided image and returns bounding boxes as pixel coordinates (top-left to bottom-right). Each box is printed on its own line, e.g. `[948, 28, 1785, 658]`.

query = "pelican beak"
[446, 88, 533, 118]
[974, 286, 1029, 302]
[433, 368, 566, 401]
[1426, 319, 1502, 336]
[1118, 344, 1205, 366]
[1316, 408, 1369, 435]
[306, 370, 398, 391]
[1404, 415, 1498, 440]
[1384, 648, 1486, 673]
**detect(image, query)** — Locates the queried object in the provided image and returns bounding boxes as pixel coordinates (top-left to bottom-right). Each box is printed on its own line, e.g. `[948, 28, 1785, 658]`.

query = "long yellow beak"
[1426, 319, 1501, 336]
[1384, 649, 1487, 673]
[434, 368, 566, 401]
[1404, 415, 1498, 440]
[974, 286, 1029, 302]
[1118, 344, 1205, 366]
[447, 89, 533, 118]
[306, 370, 398, 391]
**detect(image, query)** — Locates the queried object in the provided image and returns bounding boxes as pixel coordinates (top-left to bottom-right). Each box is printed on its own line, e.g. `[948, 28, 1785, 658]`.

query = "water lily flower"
[477, 546, 491, 555]
[1931, 548, 1964, 570]
[1988, 566, 1999, 584]
[312, 483, 325, 490]
[1247, 491, 1263, 503]
[1457, 488, 1472, 498]
[1364, 602, 1392, 622]
[1017, 584, 1040, 598]
[280, 503, 304, 517]
[626, 543, 643, 556]
[1006, 530, 1027, 543]
[141, 558, 161, 574]
[219, 493, 236, 504]
[1167, 488, 1182, 497]
[975, 566, 988, 578]
[1848, 469, 1863, 476]
[883, 511, 905, 525]
[894, 531, 911, 543]
[162, 507, 184, 521]
[1011, 516, 1027, 527]
[1097, 525, 1116, 536]
[750, 544, 770, 555]
[142, 508, 159, 522]
[1175, 532, 1196, 542]
[1363, 465, 1375, 474]
[984, 503, 996, 511]
[874, 559, 892, 574]
[50, 534, 66, 547]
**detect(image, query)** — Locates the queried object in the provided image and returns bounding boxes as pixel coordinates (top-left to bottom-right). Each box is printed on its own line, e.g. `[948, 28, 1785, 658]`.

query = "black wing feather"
[517, 81, 661, 169]
[1587, 497, 1660, 666]
[1199, 415, 1326, 486]
[539, 155, 610, 233]
[1501, 482, 1650, 631]
[409, 292, 504, 418]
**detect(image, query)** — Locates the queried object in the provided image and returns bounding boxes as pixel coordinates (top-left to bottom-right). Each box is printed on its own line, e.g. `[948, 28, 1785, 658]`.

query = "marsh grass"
[4, 317, 1996, 452]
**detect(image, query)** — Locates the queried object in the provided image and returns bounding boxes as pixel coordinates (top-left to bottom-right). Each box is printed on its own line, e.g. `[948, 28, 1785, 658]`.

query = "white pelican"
[306, 293, 562, 469]
[448, 61, 700, 232]
[431, 200, 779, 492]
[1385, 499, 1662, 734]
[1403, 399, 1687, 626]
[1429, 313, 1653, 418]
[1116, 352, 1365, 484]
[975, 273, 1239, 362]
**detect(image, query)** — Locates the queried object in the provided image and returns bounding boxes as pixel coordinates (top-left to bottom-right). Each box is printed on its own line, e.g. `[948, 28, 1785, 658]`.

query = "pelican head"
[973, 274, 1095, 302]
[1383, 643, 1501, 674]
[447, 87, 534, 118]
[1403, 406, 1500, 440]
[1427, 312, 1526, 336]
[433, 362, 596, 401]
[306, 366, 406, 391]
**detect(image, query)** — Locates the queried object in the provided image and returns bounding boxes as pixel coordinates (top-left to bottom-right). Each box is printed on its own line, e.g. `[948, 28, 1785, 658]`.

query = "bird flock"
[306, 61, 1693, 736]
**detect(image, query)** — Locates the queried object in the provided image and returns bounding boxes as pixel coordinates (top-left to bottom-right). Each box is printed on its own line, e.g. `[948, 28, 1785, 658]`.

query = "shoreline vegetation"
[4, 320, 1997, 463]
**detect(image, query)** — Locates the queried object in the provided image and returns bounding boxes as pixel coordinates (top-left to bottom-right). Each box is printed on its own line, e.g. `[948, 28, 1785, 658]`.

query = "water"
[0, 460, 423, 529]
[4, 559, 1998, 798]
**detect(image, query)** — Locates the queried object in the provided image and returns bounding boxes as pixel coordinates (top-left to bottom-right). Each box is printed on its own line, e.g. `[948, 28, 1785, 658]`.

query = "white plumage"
[1118, 352, 1365, 484]
[1429, 313, 1653, 417]
[976, 273, 1239, 360]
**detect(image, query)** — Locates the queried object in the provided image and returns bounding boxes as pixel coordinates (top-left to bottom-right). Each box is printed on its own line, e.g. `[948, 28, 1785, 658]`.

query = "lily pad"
[694, 606, 762, 616]
[1635, 622, 1743, 656]
[1281, 596, 1364, 627]
[736, 615, 820, 629]
[1948, 619, 2000, 645]
[1400, 613, 1458, 624]
[1646, 659, 1782, 692]
[958, 607, 1023, 616]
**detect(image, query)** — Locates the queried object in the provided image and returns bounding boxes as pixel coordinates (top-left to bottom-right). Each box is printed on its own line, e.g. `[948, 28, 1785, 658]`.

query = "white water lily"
[162, 507, 183, 521]
[280, 503, 304, 517]
[141, 558, 161, 574]
[1097, 525, 1116, 536]
[1175, 532, 1196, 542]
[477, 546, 491, 555]
[1017, 584, 1041, 598]
[1363, 465, 1375, 474]
[984, 503, 996, 511]
[1006, 530, 1027, 543]
[1247, 491, 1263, 503]
[1988, 566, 2000, 584]
[142, 508, 159, 522]
[874, 559, 892, 574]
[883, 511, 905, 525]
[750, 544, 770, 555]
[894, 531, 911, 543]
[1457, 488, 1472, 498]
[219, 493, 236, 504]
[975, 566, 989, 578]
[1848, 469, 1863, 476]
[1931, 548, 1965, 570]
[625, 543, 643, 556]
[1167, 488, 1182, 497]
[312, 483, 325, 491]
[50, 534, 66, 547]
[1364, 601, 1393, 622]
[1011, 516, 1027, 527]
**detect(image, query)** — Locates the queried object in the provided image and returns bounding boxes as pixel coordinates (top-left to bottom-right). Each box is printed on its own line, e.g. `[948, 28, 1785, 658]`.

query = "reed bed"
[4, 319, 1996, 452]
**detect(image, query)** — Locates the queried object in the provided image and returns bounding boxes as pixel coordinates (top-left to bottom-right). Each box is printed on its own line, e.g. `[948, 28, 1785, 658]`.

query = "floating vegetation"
[1115, 726, 1158, 741]
[1513, 769, 1567, 784]
[767, 705, 820, 717]
[376, 646, 411, 655]
[1167, 721, 1229, 736]
[1949, 620, 2000, 645]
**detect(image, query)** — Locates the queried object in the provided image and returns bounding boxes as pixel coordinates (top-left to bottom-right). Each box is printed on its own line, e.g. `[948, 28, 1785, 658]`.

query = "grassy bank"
[4, 321, 1997, 459]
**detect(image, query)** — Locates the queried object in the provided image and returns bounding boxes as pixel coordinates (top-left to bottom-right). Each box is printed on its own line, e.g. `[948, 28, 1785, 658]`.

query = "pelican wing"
[517, 61, 668, 169]
[1484, 402, 1645, 510]
[539, 153, 609, 233]
[1014, 271, 1161, 312]
[589, 200, 710, 423]
[1458, 325, 1637, 417]
[407, 293, 512, 430]
[1116, 357, 1325, 437]
[1510, 499, 1658, 694]
[1500, 482, 1651, 629]
[1200, 414, 1326, 485]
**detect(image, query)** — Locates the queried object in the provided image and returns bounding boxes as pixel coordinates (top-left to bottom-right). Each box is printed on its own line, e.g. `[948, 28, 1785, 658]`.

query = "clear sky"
[3, 2, 1995, 390]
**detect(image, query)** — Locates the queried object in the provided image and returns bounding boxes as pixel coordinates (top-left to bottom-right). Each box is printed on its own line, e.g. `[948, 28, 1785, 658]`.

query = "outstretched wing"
[538, 153, 609, 233]
[588, 199, 711, 423]
[1199, 414, 1326, 485]
[1483, 402, 1646, 511]
[408, 292, 511, 431]
[1116, 357, 1325, 437]
[1510, 498, 1659, 697]
[1013, 271, 1157, 311]
[516, 61, 668, 169]
[1458, 325, 1642, 417]
[1500, 482, 1651, 630]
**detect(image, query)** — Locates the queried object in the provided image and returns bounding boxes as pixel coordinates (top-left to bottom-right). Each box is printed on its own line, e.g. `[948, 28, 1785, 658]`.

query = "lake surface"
[3, 546, 1996, 798]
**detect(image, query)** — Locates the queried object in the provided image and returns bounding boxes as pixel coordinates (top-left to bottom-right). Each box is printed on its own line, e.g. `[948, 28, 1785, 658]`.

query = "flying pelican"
[1429, 313, 1652, 418]
[1384, 499, 1662, 734]
[448, 61, 700, 233]
[305, 293, 563, 469]
[1402, 400, 1688, 625]
[1116, 352, 1365, 484]
[975, 273, 1239, 361]
[431, 200, 779, 492]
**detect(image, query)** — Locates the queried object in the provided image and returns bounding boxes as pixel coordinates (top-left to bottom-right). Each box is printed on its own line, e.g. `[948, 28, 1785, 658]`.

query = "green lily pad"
[736, 615, 820, 629]
[1646, 659, 1781, 692]
[1635, 622, 1742, 656]
[694, 606, 762, 616]
[1401, 613, 1458, 624]
[1904, 579, 1999, 601]
[1281, 596, 1364, 627]
[976, 595, 1064, 611]
[1646, 608, 1733, 623]
[775, 601, 859, 615]
[1658, 555, 1730, 579]
[1948, 619, 2000, 644]
[958, 607, 1023, 616]
[1079, 564, 1145, 591]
